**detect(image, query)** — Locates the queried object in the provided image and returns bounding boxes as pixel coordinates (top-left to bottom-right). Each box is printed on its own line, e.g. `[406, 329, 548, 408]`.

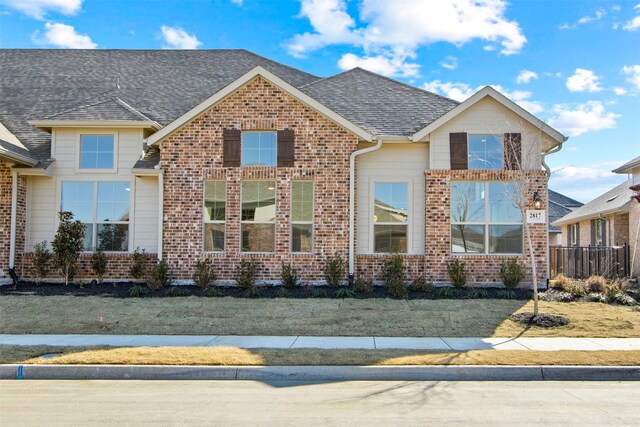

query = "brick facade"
[0, 163, 26, 282]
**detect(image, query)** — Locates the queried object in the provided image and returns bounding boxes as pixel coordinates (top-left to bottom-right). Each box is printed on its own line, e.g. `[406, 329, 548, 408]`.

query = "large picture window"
[241, 181, 276, 252]
[241, 132, 277, 167]
[61, 181, 130, 251]
[373, 182, 408, 253]
[451, 182, 522, 254]
[203, 180, 226, 252]
[79, 135, 115, 169]
[468, 134, 503, 170]
[291, 181, 313, 252]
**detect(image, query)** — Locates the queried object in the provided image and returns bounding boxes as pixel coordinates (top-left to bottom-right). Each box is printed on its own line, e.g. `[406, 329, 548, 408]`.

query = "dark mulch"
[510, 312, 569, 328]
[0, 281, 536, 300]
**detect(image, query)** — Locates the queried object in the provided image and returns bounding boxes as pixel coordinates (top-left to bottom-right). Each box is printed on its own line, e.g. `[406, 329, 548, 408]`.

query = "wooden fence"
[549, 244, 631, 278]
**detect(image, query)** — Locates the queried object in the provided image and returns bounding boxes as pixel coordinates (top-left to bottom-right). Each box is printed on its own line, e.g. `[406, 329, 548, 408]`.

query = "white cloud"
[440, 56, 457, 70]
[287, 0, 526, 76]
[560, 8, 606, 29]
[516, 70, 538, 84]
[550, 162, 627, 202]
[0, 0, 82, 20]
[548, 101, 619, 137]
[337, 53, 419, 77]
[35, 22, 96, 48]
[160, 25, 202, 49]
[566, 68, 603, 92]
[622, 4, 640, 30]
[614, 87, 627, 95]
[622, 64, 640, 90]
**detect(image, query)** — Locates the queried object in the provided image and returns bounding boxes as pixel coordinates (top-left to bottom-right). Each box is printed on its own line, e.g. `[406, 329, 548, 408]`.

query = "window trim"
[240, 180, 277, 253]
[290, 180, 314, 253]
[467, 134, 503, 170]
[203, 180, 226, 253]
[370, 179, 411, 254]
[570, 223, 578, 246]
[450, 181, 523, 255]
[75, 131, 119, 173]
[241, 131, 278, 167]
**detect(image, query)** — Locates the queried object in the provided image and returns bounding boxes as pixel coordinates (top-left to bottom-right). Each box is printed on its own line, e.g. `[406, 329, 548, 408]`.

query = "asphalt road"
[1, 380, 638, 426]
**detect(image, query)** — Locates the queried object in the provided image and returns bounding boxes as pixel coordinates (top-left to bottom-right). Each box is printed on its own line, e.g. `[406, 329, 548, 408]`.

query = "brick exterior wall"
[0, 163, 26, 282]
[609, 213, 629, 246]
[630, 200, 640, 278]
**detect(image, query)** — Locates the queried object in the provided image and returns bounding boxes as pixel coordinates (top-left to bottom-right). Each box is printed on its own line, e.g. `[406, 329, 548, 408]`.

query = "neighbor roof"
[553, 180, 632, 226]
[548, 190, 584, 233]
[612, 155, 640, 174]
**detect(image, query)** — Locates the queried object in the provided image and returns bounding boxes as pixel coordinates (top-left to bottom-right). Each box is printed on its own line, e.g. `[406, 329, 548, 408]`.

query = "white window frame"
[241, 131, 277, 167]
[450, 181, 523, 255]
[75, 131, 119, 173]
[594, 218, 606, 247]
[240, 180, 276, 253]
[467, 134, 503, 170]
[370, 179, 411, 254]
[290, 180, 314, 253]
[203, 180, 226, 253]
[570, 223, 578, 246]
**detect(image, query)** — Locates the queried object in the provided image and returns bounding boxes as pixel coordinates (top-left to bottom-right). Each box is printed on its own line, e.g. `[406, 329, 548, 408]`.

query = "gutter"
[9, 170, 18, 286]
[157, 169, 164, 261]
[349, 138, 383, 282]
[0, 148, 38, 167]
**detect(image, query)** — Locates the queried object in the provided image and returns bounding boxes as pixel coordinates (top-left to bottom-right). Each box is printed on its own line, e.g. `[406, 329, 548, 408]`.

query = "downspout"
[349, 138, 383, 283]
[9, 170, 19, 286]
[157, 169, 164, 262]
[541, 139, 565, 287]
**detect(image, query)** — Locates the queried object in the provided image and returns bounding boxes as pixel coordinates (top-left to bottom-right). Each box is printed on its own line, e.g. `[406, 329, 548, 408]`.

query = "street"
[1, 380, 638, 426]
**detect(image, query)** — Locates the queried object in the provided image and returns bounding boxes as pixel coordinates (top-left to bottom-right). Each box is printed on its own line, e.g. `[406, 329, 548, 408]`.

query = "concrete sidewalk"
[2, 334, 640, 351]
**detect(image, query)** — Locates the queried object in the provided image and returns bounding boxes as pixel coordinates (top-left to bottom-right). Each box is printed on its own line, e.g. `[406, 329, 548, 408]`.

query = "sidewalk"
[2, 334, 640, 351]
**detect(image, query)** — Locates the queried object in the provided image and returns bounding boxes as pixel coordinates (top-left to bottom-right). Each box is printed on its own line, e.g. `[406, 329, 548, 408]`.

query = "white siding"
[133, 176, 159, 252]
[429, 97, 551, 170]
[26, 177, 56, 249]
[357, 142, 428, 254]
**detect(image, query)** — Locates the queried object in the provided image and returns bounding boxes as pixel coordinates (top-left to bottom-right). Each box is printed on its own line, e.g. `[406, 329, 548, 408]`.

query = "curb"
[1, 364, 639, 381]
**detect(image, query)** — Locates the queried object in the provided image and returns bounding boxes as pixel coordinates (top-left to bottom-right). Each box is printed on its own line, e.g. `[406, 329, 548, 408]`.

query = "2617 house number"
[526, 210, 546, 224]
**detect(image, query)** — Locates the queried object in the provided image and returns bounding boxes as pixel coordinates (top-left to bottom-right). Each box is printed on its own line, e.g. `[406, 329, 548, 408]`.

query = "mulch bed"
[0, 281, 535, 300]
[510, 312, 569, 328]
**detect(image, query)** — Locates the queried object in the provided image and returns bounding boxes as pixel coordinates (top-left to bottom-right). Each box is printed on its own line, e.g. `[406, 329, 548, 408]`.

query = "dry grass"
[2, 345, 639, 366]
[1, 295, 639, 337]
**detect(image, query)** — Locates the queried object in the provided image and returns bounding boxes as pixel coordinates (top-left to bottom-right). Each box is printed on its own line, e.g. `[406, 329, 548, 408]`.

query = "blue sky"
[1, 0, 639, 202]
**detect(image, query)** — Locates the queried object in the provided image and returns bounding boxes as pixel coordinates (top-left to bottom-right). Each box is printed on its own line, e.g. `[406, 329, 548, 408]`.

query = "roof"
[549, 190, 583, 208]
[553, 180, 633, 226]
[612, 155, 640, 174]
[40, 96, 154, 122]
[133, 146, 160, 169]
[548, 190, 584, 233]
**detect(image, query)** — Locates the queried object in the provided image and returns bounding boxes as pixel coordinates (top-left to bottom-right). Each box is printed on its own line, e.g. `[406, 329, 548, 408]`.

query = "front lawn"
[1, 296, 639, 337]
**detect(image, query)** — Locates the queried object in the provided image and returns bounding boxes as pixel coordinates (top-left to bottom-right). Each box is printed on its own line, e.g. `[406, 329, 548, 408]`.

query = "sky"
[0, 0, 639, 203]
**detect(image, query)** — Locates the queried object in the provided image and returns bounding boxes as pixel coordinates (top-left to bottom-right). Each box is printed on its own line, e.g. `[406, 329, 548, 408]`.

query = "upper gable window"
[241, 132, 277, 167]
[468, 135, 503, 170]
[79, 135, 115, 170]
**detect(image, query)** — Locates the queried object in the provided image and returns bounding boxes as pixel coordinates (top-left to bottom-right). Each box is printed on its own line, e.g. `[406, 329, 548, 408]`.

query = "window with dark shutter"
[223, 128, 241, 167]
[503, 133, 522, 170]
[450, 132, 468, 170]
[277, 129, 295, 167]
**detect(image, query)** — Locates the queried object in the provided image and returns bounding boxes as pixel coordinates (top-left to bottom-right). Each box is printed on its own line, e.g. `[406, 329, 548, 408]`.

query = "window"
[61, 181, 130, 251]
[451, 182, 522, 254]
[593, 219, 607, 247]
[241, 132, 277, 167]
[241, 181, 276, 252]
[373, 182, 408, 253]
[468, 134, 503, 170]
[203, 181, 226, 252]
[79, 135, 115, 169]
[291, 181, 313, 252]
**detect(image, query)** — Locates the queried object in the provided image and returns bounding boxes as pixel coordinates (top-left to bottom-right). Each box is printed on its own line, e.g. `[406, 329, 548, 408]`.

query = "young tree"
[52, 211, 86, 286]
[91, 248, 108, 284]
[32, 240, 52, 284]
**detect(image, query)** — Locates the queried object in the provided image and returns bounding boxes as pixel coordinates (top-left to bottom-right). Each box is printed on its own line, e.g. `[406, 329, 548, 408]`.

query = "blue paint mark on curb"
[17, 365, 23, 379]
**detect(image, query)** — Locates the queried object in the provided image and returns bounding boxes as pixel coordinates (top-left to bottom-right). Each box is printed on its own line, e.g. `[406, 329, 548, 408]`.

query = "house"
[553, 156, 640, 277]
[548, 190, 583, 246]
[0, 49, 568, 286]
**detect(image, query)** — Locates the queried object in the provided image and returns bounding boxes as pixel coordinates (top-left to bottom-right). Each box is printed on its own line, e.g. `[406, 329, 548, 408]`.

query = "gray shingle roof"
[548, 190, 583, 208]
[612, 155, 640, 174]
[553, 180, 633, 226]
[548, 190, 584, 233]
[0, 138, 37, 163]
[40, 96, 155, 122]
[133, 146, 160, 169]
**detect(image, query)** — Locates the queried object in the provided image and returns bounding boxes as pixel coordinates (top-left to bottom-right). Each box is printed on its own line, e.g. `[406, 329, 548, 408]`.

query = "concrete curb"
[1, 364, 639, 381]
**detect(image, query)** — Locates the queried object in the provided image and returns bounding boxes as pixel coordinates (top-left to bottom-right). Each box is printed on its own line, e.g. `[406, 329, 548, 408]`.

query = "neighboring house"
[548, 190, 583, 246]
[553, 155, 640, 277]
[0, 49, 568, 286]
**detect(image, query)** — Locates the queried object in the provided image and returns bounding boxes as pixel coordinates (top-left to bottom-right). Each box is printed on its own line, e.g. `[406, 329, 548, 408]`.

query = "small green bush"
[335, 287, 355, 298]
[52, 211, 86, 286]
[496, 289, 517, 300]
[586, 275, 607, 293]
[242, 287, 261, 299]
[128, 283, 149, 298]
[193, 258, 216, 290]
[275, 287, 290, 298]
[203, 287, 223, 298]
[165, 286, 190, 297]
[235, 259, 258, 290]
[410, 277, 432, 293]
[499, 258, 525, 290]
[148, 259, 173, 290]
[354, 278, 373, 294]
[309, 287, 327, 298]
[586, 292, 607, 303]
[91, 249, 108, 284]
[32, 241, 52, 283]
[467, 288, 488, 299]
[383, 253, 407, 298]
[436, 287, 456, 298]
[323, 254, 346, 288]
[446, 259, 467, 289]
[129, 248, 146, 281]
[280, 262, 299, 289]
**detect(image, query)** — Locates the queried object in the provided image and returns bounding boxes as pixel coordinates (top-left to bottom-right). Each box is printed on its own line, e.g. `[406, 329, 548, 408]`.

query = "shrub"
[499, 258, 525, 290]
[467, 288, 488, 299]
[148, 259, 173, 290]
[309, 287, 326, 298]
[32, 241, 52, 283]
[192, 258, 216, 290]
[552, 273, 571, 290]
[411, 277, 432, 293]
[235, 259, 258, 290]
[128, 283, 149, 298]
[204, 287, 223, 298]
[323, 254, 346, 288]
[436, 287, 456, 298]
[496, 289, 517, 300]
[586, 275, 607, 293]
[354, 278, 373, 294]
[280, 262, 299, 289]
[335, 287, 355, 298]
[446, 259, 467, 289]
[129, 248, 146, 281]
[165, 286, 189, 297]
[564, 280, 586, 297]
[242, 287, 261, 299]
[275, 287, 290, 298]
[587, 292, 607, 303]
[604, 280, 630, 304]
[91, 249, 107, 284]
[51, 211, 86, 286]
[383, 253, 407, 298]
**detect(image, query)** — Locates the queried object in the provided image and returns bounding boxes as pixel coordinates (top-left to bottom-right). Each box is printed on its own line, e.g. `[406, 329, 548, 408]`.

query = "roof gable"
[553, 180, 633, 226]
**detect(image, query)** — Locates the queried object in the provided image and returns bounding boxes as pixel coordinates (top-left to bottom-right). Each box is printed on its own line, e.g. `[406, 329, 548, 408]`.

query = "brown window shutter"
[223, 128, 241, 167]
[590, 220, 596, 246]
[449, 132, 468, 170]
[504, 133, 522, 170]
[576, 223, 580, 246]
[277, 129, 295, 167]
